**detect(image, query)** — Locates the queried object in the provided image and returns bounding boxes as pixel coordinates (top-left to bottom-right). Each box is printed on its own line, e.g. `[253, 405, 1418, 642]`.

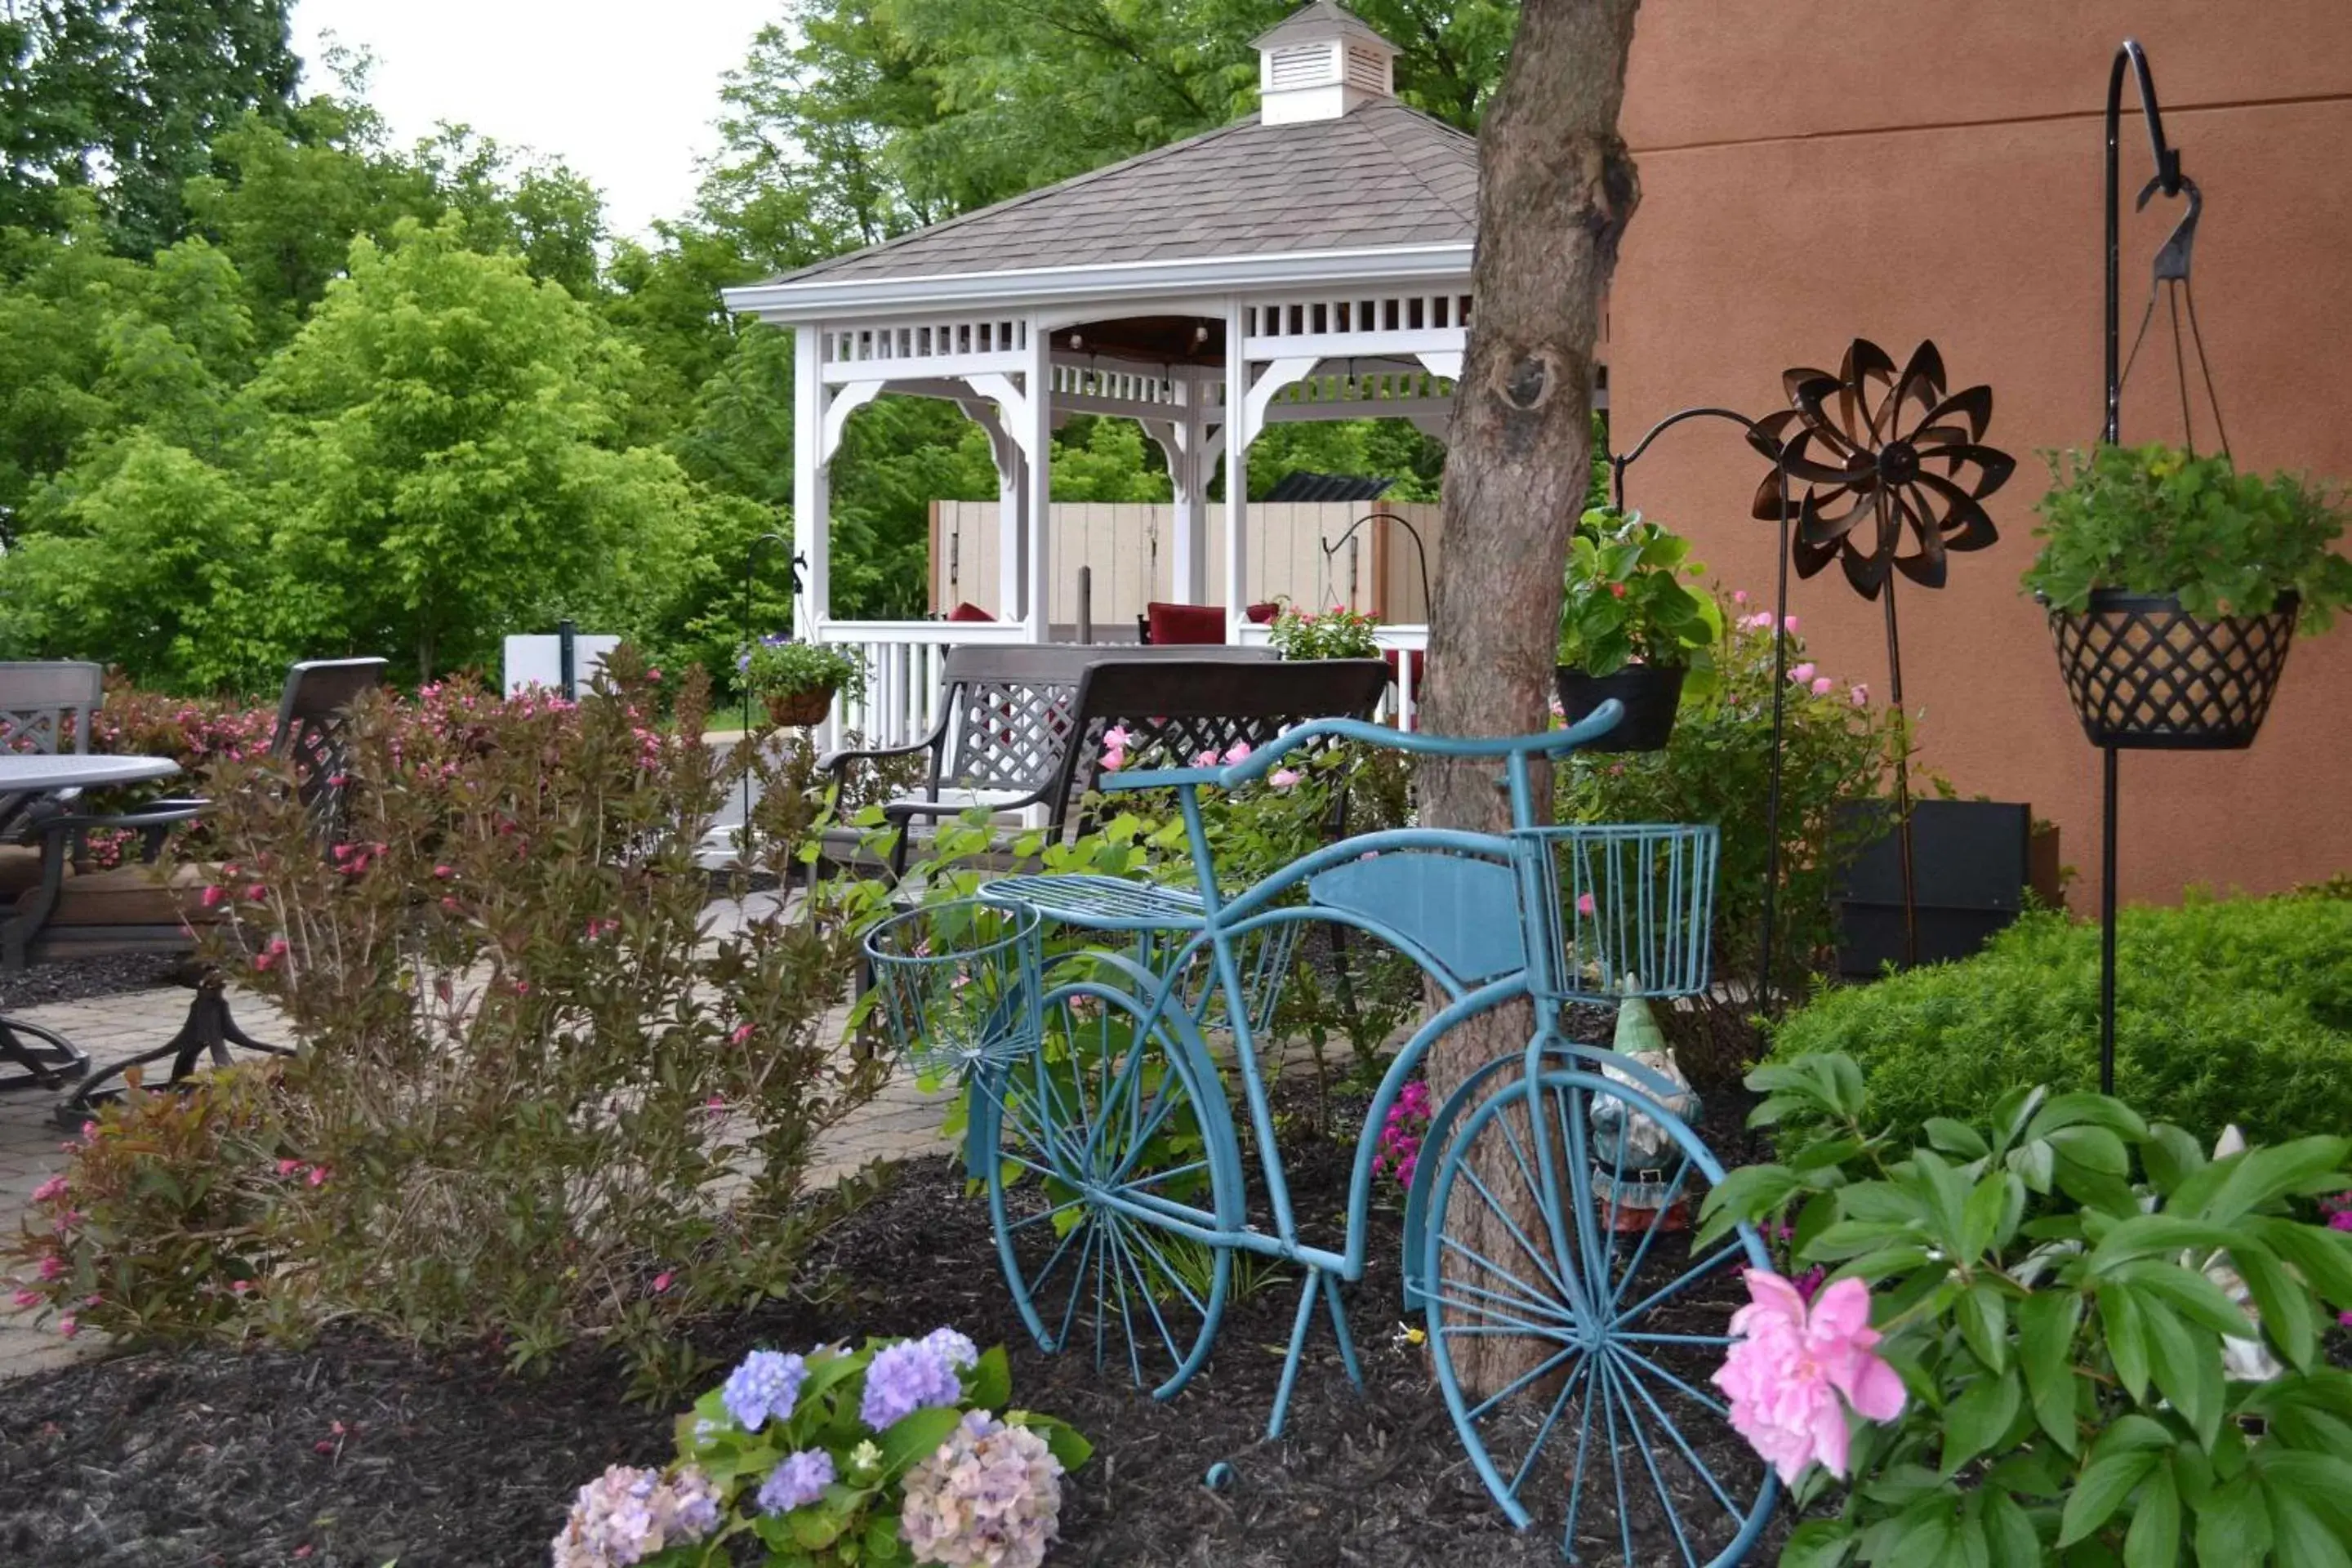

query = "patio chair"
[0, 662, 210, 973]
[50, 657, 386, 1122]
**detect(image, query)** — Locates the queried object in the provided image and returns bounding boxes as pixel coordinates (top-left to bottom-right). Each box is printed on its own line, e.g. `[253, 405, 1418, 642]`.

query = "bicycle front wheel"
[980, 979, 1243, 1401]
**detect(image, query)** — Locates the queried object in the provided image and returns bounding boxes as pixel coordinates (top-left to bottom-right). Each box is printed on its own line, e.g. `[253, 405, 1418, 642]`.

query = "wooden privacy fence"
[929, 500, 1441, 626]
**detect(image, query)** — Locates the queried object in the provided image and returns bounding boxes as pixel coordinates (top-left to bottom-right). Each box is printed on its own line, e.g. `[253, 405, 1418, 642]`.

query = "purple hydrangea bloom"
[920, 1326, 980, 1371]
[721, 1349, 807, 1432]
[860, 1339, 964, 1430]
[757, 1448, 836, 1514]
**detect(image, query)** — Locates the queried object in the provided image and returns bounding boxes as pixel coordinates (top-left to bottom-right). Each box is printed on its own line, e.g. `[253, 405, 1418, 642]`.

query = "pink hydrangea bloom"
[1711, 1270, 1905, 1484]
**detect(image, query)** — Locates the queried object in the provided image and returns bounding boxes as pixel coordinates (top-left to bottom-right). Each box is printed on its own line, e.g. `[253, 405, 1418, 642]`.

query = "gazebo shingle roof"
[760, 100, 1477, 288]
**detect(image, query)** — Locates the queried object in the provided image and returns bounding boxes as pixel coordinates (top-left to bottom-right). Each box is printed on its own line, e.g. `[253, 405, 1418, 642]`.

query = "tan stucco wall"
[1609, 0, 2352, 910]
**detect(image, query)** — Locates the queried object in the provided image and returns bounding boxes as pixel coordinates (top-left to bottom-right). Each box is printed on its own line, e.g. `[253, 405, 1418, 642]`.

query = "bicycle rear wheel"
[1422, 1067, 1772, 1566]
[980, 979, 1243, 1401]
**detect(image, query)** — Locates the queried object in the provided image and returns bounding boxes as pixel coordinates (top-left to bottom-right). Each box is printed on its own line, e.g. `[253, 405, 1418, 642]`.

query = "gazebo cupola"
[720, 2, 1482, 743]
[1256, 1, 1400, 125]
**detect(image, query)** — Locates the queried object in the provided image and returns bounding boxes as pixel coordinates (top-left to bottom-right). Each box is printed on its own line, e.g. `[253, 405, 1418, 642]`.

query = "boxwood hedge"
[1764, 886, 2352, 1144]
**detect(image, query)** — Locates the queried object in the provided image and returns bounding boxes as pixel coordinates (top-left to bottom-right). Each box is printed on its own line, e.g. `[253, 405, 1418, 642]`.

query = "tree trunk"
[1421, 0, 1644, 1397]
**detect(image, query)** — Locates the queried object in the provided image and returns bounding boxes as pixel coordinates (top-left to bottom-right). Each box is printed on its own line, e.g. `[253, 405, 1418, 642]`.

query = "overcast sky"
[291, 0, 782, 242]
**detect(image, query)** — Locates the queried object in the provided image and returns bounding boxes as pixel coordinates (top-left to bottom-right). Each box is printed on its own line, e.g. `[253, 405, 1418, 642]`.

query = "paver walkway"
[0, 939, 956, 1381]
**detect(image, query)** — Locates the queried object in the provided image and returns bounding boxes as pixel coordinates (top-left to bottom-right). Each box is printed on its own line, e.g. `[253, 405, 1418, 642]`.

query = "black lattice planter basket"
[2045, 589, 2299, 751]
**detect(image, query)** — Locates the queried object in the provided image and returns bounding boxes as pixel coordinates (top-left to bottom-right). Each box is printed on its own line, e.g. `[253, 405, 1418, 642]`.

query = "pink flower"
[1810, 677, 1834, 697]
[1788, 662, 1816, 684]
[11, 1289, 42, 1309]
[1850, 684, 1870, 707]
[1100, 746, 1126, 773]
[652, 1271, 674, 1294]
[1711, 1270, 1906, 1485]
[200, 884, 226, 910]
[1270, 768, 1301, 789]
[305, 1165, 329, 1187]
[1732, 590, 1748, 605]
[433, 865, 454, 880]
[56, 1314, 77, 1338]
[1191, 750, 1219, 768]
[1741, 612, 1774, 632]
[1223, 741, 1252, 764]
[730, 1022, 755, 1045]
[31, 1175, 68, 1204]
[278, 1159, 303, 1178]
[1102, 725, 1134, 752]
[37, 1254, 65, 1281]
[245, 884, 269, 902]
[230, 1280, 252, 1294]
[1783, 615, 1800, 633]
[1575, 892, 1597, 917]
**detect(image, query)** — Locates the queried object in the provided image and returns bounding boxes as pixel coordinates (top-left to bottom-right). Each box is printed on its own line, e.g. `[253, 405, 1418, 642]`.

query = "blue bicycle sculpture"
[865, 703, 1775, 1565]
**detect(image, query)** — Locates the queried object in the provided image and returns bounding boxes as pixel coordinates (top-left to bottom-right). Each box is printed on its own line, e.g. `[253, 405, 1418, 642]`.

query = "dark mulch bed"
[0, 951, 192, 1010]
[0, 1063, 1778, 1568]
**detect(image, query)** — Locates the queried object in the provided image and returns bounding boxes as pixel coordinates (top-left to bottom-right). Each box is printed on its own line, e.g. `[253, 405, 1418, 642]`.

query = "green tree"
[252, 218, 697, 679]
[0, 0, 301, 253]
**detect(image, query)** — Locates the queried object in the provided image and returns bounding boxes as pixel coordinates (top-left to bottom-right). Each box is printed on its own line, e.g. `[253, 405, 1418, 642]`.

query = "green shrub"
[1766, 889, 2352, 1145]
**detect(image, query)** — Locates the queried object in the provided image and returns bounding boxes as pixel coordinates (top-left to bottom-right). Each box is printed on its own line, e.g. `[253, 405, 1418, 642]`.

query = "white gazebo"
[722, 2, 1513, 743]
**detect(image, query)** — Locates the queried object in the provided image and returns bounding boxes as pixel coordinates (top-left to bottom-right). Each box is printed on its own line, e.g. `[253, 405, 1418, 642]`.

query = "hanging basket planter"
[763, 684, 838, 728]
[2044, 589, 2299, 751]
[1554, 664, 1686, 752]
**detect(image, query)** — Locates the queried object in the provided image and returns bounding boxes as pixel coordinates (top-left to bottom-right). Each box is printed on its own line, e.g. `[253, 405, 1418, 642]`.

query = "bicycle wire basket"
[863, 898, 1044, 1077]
[1521, 822, 1720, 1001]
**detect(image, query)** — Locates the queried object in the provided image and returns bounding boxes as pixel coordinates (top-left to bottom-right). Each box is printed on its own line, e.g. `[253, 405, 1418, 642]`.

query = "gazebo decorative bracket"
[817, 381, 885, 465]
[1242, 355, 1324, 443]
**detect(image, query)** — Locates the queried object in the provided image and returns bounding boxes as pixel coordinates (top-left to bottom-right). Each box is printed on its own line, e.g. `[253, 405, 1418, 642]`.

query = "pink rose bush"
[1712, 1270, 1905, 1483]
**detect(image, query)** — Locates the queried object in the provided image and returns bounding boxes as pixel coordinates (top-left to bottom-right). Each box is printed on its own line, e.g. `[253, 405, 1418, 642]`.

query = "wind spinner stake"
[1748, 339, 2015, 964]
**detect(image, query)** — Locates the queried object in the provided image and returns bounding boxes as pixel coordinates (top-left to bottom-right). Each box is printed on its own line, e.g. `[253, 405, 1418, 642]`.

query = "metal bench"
[818, 646, 1390, 880]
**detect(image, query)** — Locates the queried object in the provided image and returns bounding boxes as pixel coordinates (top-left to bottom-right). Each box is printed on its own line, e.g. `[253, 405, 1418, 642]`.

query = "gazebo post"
[1169, 367, 1210, 604]
[1223, 297, 1251, 637]
[1023, 313, 1054, 639]
[791, 323, 831, 639]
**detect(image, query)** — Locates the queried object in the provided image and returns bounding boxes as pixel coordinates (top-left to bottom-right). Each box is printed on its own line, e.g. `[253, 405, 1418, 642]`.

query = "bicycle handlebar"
[1098, 700, 1625, 795]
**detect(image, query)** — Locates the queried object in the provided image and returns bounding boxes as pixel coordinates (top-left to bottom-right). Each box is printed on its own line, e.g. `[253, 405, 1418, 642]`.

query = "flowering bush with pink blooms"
[1699, 1052, 2352, 1566]
[1562, 595, 1904, 1016]
[7, 653, 893, 1399]
[1373, 1079, 1432, 1190]
[562, 1330, 1088, 1566]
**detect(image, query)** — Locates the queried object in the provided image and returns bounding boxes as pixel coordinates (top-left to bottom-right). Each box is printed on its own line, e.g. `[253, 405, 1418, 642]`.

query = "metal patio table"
[0, 753, 180, 1088]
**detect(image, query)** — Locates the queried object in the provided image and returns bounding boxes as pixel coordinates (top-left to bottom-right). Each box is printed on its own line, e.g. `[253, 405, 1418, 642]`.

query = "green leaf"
[2099, 1281, 2151, 1401]
[964, 1344, 1011, 1410]
[2194, 1474, 2271, 1567]
[1694, 1164, 1802, 1247]
[876, 1405, 964, 1478]
[2058, 1450, 2159, 1546]
[1962, 1173, 2013, 1260]
[1009, 1410, 1094, 1472]
[2267, 1489, 2352, 1568]
[1942, 1369, 2022, 1477]
[2047, 1125, 2132, 1177]
[1781, 1519, 1857, 1568]
[1982, 1488, 2044, 1568]
[2142, 1125, 2207, 1195]
[2173, 1138, 2352, 1227]
[1884, 1498, 1960, 1568]
[1927, 1118, 1992, 1160]
[1956, 1282, 2011, 1374]
[2140, 1299, 2220, 1449]
[2019, 1290, 2085, 1453]
[2087, 1215, 2250, 1272]
[2256, 1219, 2352, 1308]
[2026, 1093, 2149, 1144]
[2122, 1459, 2180, 1568]
[2116, 1259, 2258, 1340]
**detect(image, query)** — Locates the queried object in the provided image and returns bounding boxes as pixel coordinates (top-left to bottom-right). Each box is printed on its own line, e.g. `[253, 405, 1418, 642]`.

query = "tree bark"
[1421, 0, 1644, 1397]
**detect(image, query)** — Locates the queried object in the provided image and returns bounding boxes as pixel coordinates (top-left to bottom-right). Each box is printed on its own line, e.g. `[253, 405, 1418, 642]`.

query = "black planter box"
[1834, 800, 2038, 977]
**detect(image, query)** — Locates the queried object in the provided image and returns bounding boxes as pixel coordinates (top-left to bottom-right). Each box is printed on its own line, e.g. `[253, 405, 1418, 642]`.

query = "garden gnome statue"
[1591, 992, 1702, 1230]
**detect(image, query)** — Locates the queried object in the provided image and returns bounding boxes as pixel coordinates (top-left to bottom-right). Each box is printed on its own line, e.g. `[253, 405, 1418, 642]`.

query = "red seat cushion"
[1382, 648, 1426, 687]
[946, 601, 995, 622]
[1146, 602, 1227, 645]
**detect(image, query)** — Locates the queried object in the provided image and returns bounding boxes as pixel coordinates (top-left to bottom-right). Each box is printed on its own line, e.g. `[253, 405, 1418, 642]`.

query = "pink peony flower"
[1270, 768, 1301, 789]
[1788, 662, 1816, 684]
[1810, 677, 1834, 697]
[1101, 746, 1126, 773]
[1223, 741, 1253, 764]
[1710, 1270, 1905, 1485]
[1850, 684, 1870, 706]
[1102, 725, 1134, 752]
[1783, 615, 1800, 633]
[1191, 750, 1219, 768]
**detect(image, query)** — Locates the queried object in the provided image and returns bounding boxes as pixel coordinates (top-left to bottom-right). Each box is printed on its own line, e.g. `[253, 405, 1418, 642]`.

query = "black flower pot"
[2044, 589, 2299, 751]
[1554, 664, 1687, 752]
